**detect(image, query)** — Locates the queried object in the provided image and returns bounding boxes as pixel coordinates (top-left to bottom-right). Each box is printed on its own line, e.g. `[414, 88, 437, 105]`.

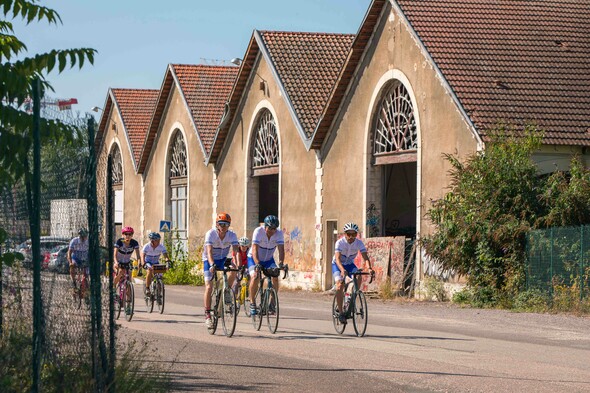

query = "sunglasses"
[265, 226, 277, 231]
[218, 223, 229, 228]
[345, 232, 357, 237]
[123, 233, 133, 236]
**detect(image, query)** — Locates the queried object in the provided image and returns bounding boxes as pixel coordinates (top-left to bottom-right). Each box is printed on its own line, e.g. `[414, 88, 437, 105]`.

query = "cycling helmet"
[216, 212, 231, 225]
[78, 228, 88, 237]
[238, 237, 250, 247]
[148, 232, 161, 240]
[122, 226, 134, 235]
[343, 222, 359, 233]
[264, 215, 279, 229]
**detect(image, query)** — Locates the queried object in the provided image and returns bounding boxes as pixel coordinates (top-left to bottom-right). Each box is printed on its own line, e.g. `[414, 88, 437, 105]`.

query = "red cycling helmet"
[216, 212, 231, 225]
[122, 226, 134, 235]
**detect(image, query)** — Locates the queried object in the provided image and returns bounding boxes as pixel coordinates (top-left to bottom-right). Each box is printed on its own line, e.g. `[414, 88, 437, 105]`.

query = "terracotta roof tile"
[259, 31, 354, 138]
[395, 0, 590, 145]
[171, 64, 238, 154]
[111, 88, 159, 167]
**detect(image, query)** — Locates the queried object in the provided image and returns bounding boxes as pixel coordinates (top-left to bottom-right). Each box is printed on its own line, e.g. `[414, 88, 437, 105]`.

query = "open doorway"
[382, 163, 416, 237]
[258, 174, 279, 222]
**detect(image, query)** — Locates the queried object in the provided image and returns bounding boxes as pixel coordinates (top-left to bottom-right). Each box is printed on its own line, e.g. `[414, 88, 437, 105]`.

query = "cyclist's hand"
[278, 262, 284, 269]
[209, 265, 216, 273]
[340, 269, 346, 278]
[255, 264, 261, 272]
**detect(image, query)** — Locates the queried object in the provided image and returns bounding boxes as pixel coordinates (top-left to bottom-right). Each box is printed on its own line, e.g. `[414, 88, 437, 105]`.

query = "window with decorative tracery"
[170, 132, 187, 178]
[111, 145, 123, 185]
[373, 81, 417, 156]
[252, 110, 279, 170]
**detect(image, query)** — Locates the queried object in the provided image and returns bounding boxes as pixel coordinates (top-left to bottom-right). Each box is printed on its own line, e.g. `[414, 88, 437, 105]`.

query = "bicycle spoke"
[352, 291, 368, 337]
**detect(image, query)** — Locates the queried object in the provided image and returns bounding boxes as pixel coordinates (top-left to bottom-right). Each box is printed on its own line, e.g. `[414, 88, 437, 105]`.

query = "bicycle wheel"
[156, 280, 165, 314]
[252, 287, 263, 331]
[352, 291, 368, 337]
[73, 280, 82, 310]
[124, 281, 134, 322]
[266, 288, 279, 334]
[332, 295, 346, 334]
[221, 287, 237, 337]
[207, 289, 219, 335]
[115, 285, 123, 320]
[144, 281, 154, 313]
[242, 283, 251, 317]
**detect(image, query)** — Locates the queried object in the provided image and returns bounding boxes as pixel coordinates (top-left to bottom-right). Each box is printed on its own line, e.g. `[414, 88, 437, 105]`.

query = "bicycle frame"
[252, 264, 288, 334]
[332, 270, 374, 337]
[208, 261, 240, 337]
[116, 265, 135, 321]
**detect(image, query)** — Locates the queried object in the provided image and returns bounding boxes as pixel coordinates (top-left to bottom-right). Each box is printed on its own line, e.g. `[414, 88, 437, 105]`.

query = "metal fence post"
[581, 226, 584, 301]
[550, 227, 554, 296]
[106, 154, 115, 392]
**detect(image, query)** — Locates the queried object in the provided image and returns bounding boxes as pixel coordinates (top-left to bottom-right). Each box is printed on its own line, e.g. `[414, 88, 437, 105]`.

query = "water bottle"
[344, 292, 351, 312]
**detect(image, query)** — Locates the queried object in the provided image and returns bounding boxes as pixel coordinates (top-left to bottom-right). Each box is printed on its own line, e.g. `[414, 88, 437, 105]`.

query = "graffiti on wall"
[353, 236, 406, 292]
[283, 226, 316, 272]
[366, 203, 380, 238]
[421, 250, 459, 282]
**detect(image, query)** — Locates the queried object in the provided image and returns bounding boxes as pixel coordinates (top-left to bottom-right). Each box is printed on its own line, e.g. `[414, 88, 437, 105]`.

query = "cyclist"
[232, 236, 250, 294]
[248, 215, 285, 316]
[141, 232, 170, 296]
[68, 228, 89, 286]
[113, 226, 141, 287]
[203, 213, 240, 328]
[332, 222, 373, 324]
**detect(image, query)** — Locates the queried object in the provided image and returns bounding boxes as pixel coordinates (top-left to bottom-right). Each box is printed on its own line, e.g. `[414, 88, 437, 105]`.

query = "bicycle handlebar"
[348, 270, 375, 284]
[256, 264, 289, 279]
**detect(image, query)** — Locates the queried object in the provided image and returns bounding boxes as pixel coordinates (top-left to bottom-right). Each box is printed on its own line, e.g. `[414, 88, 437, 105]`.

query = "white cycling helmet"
[238, 237, 250, 246]
[343, 222, 359, 233]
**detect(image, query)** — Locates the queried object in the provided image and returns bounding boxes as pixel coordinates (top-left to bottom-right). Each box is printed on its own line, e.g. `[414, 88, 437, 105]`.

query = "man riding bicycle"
[332, 222, 373, 324]
[203, 213, 240, 328]
[68, 228, 89, 286]
[141, 232, 170, 296]
[248, 215, 285, 316]
[114, 226, 141, 287]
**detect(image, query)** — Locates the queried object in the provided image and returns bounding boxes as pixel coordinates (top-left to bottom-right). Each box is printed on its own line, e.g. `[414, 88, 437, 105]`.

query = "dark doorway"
[258, 174, 278, 223]
[382, 162, 416, 237]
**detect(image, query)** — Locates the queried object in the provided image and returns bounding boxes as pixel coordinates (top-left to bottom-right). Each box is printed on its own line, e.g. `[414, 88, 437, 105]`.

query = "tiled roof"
[259, 31, 354, 138]
[171, 64, 238, 154]
[395, 0, 590, 146]
[111, 89, 159, 167]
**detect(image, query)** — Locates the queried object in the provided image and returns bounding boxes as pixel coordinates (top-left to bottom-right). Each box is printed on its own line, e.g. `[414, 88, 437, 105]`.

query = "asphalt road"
[117, 284, 590, 393]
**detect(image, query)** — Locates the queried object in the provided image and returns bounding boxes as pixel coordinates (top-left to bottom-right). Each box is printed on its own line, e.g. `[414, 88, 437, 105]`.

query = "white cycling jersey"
[69, 237, 89, 262]
[248, 226, 284, 262]
[142, 242, 167, 264]
[202, 227, 238, 262]
[332, 237, 366, 266]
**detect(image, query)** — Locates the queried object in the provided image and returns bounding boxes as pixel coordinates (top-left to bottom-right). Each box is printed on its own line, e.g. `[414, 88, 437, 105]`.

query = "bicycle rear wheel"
[221, 287, 237, 337]
[115, 287, 122, 320]
[144, 281, 154, 313]
[124, 281, 135, 322]
[252, 288, 263, 330]
[243, 283, 251, 317]
[207, 289, 219, 335]
[266, 288, 279, 334]
[156, 280, 165, 314]
[352, 291, 368, 337]
[332, 295, 346, 334]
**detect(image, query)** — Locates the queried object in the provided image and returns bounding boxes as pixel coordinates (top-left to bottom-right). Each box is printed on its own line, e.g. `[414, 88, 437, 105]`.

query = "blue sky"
[14, 0, 370, 119]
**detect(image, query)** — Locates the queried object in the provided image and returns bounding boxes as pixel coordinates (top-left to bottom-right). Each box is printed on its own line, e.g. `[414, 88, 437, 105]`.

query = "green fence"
[526, 226, 590, 299]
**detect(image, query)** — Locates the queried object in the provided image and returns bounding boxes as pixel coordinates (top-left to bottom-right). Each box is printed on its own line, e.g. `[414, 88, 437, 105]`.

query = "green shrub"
[451, 288, 472, 305]
[163, 232, 204, 286]
[422, 276, 446, 301]
[378, 280, 396, 300]
[513, 289, 549, 313]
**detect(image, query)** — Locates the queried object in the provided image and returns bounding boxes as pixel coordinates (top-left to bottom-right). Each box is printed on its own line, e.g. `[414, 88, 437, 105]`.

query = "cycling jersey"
[248, 226, 284, 262]
[202, 227, 238, 262]
[142, 242, 167, 265]
[115, 238, 139, 264]
[69, 236, 89, 263]
[332, 237, 367, 266]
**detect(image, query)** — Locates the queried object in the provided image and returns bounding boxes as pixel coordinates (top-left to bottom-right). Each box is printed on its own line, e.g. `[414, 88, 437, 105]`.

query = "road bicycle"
[332, 270, 374, 337]
[115, 264, 135, 321]
[252, 264, 289, 334]
[208, 259, 240, 337]
[72, 263, 89, 310]
[143, 263, 168, 314]
[234, 265, 250, 317]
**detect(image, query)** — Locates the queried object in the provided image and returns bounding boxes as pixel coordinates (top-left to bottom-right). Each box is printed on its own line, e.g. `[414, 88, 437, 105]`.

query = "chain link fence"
[526, 225, 590, 299]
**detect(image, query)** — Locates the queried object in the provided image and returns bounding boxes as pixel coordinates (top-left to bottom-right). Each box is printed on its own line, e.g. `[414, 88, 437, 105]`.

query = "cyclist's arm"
[360, 251, 372, 271]
[231, 244, 239, 267]
[277, 244, 285, 266]
[334, 251, 346, 276]
[112, 248, 118, 265]
[252, 244, 260, 265]
[140, 251, 146, 267]
[134, 248, 141, 262]
[67, 247, 73, 265]
[205, 244, 214, 266]
[161, 251, 170, 262]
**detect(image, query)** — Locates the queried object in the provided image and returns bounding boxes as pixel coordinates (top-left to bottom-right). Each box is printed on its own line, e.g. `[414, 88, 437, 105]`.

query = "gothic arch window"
[251, 109, 279, 176]
[111, 144, 123, 186]
[373, 81, 417, 165]
[168, 130, 187, 247]
[109, 144, 123, 231]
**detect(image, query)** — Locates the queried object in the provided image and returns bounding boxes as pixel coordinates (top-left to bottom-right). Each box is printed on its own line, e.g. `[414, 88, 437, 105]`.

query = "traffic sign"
[159, 220, 171, 232]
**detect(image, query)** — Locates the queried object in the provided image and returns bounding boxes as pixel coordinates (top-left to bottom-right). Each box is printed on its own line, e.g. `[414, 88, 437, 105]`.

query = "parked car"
[17, 237, 70, 270]
[47, 245, 110, 274]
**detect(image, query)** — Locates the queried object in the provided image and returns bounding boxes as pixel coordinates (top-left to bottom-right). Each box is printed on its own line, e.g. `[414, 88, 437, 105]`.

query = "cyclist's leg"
[203, 259, 215, 311]
[247, 257, 259, 304]
[69, 257, 80, 285]
[114, 262, 125, 287]
[332, 263, 345, 313]
[145, 264, 154, 293]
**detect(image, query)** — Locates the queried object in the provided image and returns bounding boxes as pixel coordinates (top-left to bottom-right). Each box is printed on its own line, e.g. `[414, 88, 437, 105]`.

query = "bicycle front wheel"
[221, 287, 237, 337]
[243, 283, 251, 317]
[207, 289, 219, 335]
[144, 281, 154, 313]
[332, 295, 346, 334]
[252, 288, 263, 331]
[156, 280, 165, 314]
[352, 291, 368, 337]
[266, 288, 279, 334]
[124, 281, 134, 322]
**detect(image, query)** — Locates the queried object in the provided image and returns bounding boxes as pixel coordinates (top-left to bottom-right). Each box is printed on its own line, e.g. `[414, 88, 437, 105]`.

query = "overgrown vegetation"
[423, 127, 590, 311]
[162, 231, 204, 286]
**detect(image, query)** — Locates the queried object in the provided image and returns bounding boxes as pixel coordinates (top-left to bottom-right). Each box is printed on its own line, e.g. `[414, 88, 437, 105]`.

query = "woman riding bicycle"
[141, 232, 170, 296]
[232, 237, 250, 291]
[113, 226, 141, 287]
[203, 213, 240, 329]
[332, 222, 373, 324]
[68, 228, 89, 287]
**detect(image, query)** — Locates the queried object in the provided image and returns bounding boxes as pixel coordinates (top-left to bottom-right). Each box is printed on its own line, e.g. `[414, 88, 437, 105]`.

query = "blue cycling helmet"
[78, 228, 88, 237]
[264, 215, 279, 229]
[148, 232, 161, 240]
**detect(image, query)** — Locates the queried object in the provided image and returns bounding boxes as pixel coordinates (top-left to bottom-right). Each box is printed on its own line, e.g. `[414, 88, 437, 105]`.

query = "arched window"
[252, 109, 279, 175]
[111, 145, 123, 186]
[373, 81, 417, 165]
[109, 144, 123, 233]
[168, 131, 187, 247]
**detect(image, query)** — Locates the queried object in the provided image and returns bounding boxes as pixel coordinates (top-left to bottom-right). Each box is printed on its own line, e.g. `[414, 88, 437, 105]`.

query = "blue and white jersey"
[202, 228, 238, 262]
[248, 226, 284, 262]
[115, 238, 139, 263]
[142, 243, 167, 264]
[69, 237, 89, 262]
[332, 237, 366, 266]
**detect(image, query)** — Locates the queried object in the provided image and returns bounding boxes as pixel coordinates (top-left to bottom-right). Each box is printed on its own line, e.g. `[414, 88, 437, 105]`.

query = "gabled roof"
[313, 0, 590, 148]
[95, 88, 158, 172]
[207, 30, 354, 165]
[137, 64, 238, 173]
